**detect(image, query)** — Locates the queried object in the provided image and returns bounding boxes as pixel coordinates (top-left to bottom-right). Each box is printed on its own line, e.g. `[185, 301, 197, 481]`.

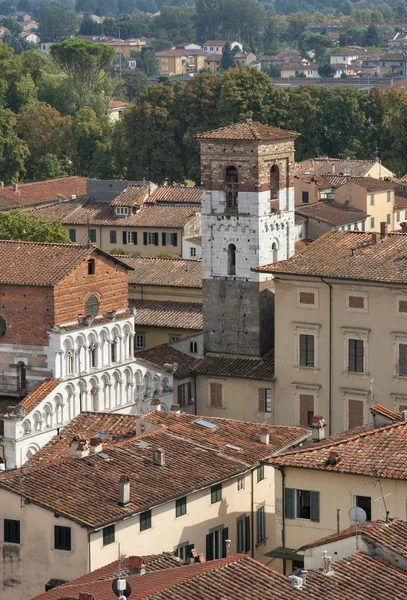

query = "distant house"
[204, 53, 222, 73]
[202, 40, 243, 53]
[388, 32, 407, 48]
[21, 31, 39, 44]
[330, 48, 361, 66]
[156, 49, 206, 76]
[281, 62, 319, 78]
[108, 99, 129, 123]
[379, 53, 407, 76]
[176, 42, 202, 50]
[233, 51, 257, 66]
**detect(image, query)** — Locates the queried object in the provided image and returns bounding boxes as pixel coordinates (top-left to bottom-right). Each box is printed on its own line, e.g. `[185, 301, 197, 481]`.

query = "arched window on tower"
[228, 244, 236, 275]
[16, 361, 26, 394]
[225, 166, 238, 210]
[272, 242, 278, 263]
[270, 164, 280, 201]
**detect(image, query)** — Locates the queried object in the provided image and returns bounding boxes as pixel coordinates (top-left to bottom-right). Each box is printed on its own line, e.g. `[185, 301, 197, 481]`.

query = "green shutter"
[132, 232, 137, 245]
[221, 527, 229, 558]
[244, 515, 250, 552]
[172, 232, 178, 246]
[110, 230, 116, 244]
[285, 488, 295, 519]
[162, 232, 167, 246]
[310, 491, 320, 522]
[143, 232, 147, 245]
[206, 533, 213, 561]
[186, 544, 194, 560]
[154, 232, 159, 246]
[122, 231, 127, 245]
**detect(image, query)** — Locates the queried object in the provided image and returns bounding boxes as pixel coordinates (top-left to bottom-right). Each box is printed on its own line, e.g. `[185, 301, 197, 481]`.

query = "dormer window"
[116, 206, 129, 216]
[225, 166, 238, 210]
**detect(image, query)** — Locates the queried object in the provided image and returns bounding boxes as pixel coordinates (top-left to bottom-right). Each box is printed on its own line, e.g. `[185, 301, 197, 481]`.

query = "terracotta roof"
[0, 417, 308, 528]
[282, 62, 319, 70]
[394, 184, 407, 209]
[155, 49, 206, 57]
[370, 403, 402, 422]
[127, 205, 198, 228]
[0, 177, 86, 210]
[111, 186, 150, 206]
[205, 53, 222, 62]
[193, 348, 275, 381]
[31, 555, 310, 600]
[196, 120, 298, 142]
[203, 40, 228, 45]
[295, 201, 368, 226]
[255, 230, 407, 284]
[185, 235, 202, 247]
[295, 239, 310, 253]
[119, 256, 202, 288]
[26, 197, 85, 221]
[269, 419, 407, 480]
[130, 299, 203, 330]
[318, 173, 349, 188]
[351, 177, 396, 191]
[108, 99, 129, 109]
[19, 379, 61, 413]
[134, 344, 196, 378]
[295, 158, 386, 178]
[395, 196, 407, 209]
[147, 186, 202, 205]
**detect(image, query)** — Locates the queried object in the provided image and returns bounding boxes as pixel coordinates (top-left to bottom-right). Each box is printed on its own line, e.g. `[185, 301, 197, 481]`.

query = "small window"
[140, 510, 152, 531]
[210, 382, 223, 408]
[135, 333, 145, 349]
[257, 506, 266, 543]
[190, 247, 197, 258]
[258, 388, 272, 413]
[397, 212, 401, 223]
[237, 515, 250, 552]
[346, 293, 367, 313]
[169, 335, 180, 343]
[285, 489, 319, 521]
[387, 213, 391, 225]
[348, 339, 364, 372]
[211, 483, 222, 504]
[299, 394, 314, 427]
[370, 194, 374, 206]
[297, 288, 317, 309]
[110, 230, 117, 244]
[349, 399, 364, 428]
[85, 294, 99, 318]
[257, 464, 265, 482]
[89, 229, 97, 243]
[69, 229, 76, 242]
[237, 476, 245, 491]
[175, 542, 194, 561]
[387, 191, 391, 202]
[397, 297, 407, 315]
[270, 164, 279, 200]
[4, 519, 20, 544]
[88, 259, 95, 275]
[355, 495, 371, 521]
[370, 217, 375, 228]
[299, 334, 315, 367]
[0, 315, 6, 337]
[177, 382, 188, 407]
[170, 233, 178, 246]
[299, 291, 315, 305]
[225, 166, 238, 209]
[301, 191, 309, 203]
[116, 206, 129, 215]
[54, 526, 71, 551]
[176, 497, 187, 518]
[103, 524, 115, 546]
[190, 341, 198, 353]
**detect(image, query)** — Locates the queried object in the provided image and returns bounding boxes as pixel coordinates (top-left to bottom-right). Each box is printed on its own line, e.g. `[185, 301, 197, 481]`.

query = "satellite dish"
[112, 578, 132, 598]
[348, 506, 367, 525]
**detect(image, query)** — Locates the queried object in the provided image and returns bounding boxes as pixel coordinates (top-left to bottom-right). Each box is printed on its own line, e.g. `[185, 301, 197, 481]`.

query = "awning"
[265, 547, 303, 561]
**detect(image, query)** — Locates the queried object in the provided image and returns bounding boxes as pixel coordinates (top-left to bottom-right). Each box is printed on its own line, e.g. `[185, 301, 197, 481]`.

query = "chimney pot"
[89, 437, 102, 453]
[326, 450, 340, 466]
[260, 427, 270, 445]
[118, 474, 130, 507]
[171, 403, 181, 415]
[311, 415, 326, 441]
[13, 183, 18, 193]
[69, 436, 90, 458]
[380, 221, 389, 239]
[153, 448, 166, 466]
[151, 398, 161, 411]
[400, 222, 407, 233]
[401, 410, 407, 421]
[127, 556, 146, 576]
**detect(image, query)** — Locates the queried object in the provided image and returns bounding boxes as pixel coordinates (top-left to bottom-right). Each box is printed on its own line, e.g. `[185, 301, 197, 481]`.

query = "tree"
[39, 7, 78, 43]
[220, 42, 234, 71]
[0, 108, 29, 183]
[363, 25, 380, 47]
[76, 0, 98, 12]
[318, 64, 335, 78]
[301, 34, 334, 53]
[150, 39, 172, 52]
[134, 48, 158, 76]
[71, 106, 111, 174]
[0, 17, 22, 36]
[34, 153, 67, 180]
[121, 68, 148, 101]
[195, 0, 220, 42]
[0, 209, 71, 242]
[152, 6, 196, 44]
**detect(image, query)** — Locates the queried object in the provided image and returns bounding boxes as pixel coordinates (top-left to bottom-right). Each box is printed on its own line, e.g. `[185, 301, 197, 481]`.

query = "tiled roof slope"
[0, 176, 86, 209]
[147, 186, 202, 205]
[269, 419, 407, 480]
[111, 185, 150, 206]
[31, 556, 310, 600]
[295, 158, 383, 178]
[135, 344, 196, 377]
[128, 205, 198, 228]
[19, 379, 61, 412]
[196, 120, 298, 141]
[371, 403, 402, 422]
[295, 201, 368, 226]
[255, 230, 407, 284]
[130, 299, 202, 330]
[26, 197, 84, 221]
[193, 348, 275, 381]
[351, 177, 397, 191]
[120, 256, 202, 288]
[0, 421, 308, 527]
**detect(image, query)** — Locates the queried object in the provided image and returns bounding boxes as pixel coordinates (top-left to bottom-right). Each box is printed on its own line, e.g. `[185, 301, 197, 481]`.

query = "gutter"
[279, 466, 287, 575]
[251, 469, 255, 558]
[321, 277, 333, 436]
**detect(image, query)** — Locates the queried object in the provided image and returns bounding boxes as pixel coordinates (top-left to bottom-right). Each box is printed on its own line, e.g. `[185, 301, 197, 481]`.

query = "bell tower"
[197, 120, 298, 358]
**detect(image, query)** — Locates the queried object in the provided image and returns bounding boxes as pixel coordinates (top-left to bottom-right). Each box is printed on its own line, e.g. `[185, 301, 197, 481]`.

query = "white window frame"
[341, 327, 370, 375]
[292, 322, 320, 370]
[115, 206, 129, 215]
[296, 287, 318, 310]
[392, 332, 407, 379]
[147, 232, 155, 245]
[396, 295, 407, 317]
[237, 476, 245, 492]
[135, 333, 145, 349]
[190, 247, 197, 258]
[345, 291, 368, 314]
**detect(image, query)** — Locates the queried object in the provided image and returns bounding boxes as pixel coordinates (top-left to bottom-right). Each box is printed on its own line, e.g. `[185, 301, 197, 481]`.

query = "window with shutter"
[285, 488, 295, 519]
[210, 382, 223, 408]
[143, 232, 148, 245]
[257, 506, 265, 543]
[131, 232, 137, 245]
[299, 394, 314, 427]
[299, 292, 315, 305]
[237, 518, 244, 552]
[221, 527, 228, 558]
[206, 533, 214, 561]
[348, 295, 364, 309]
[310, 491, 320, 522]
[171, 233, 178, 246]
[4, 519, 20, 543]
[348, 339, 364, 372]
[110, 230, 117, 244]
[296, 490, 311, 519]
[154, 232, 159, 246]
[399, 344, 407, 376]
[299, 334, 314, 367]
[162, 232, 167, 246]
[244, 516, 250, 551]
[123, 231, 127, 245]
[258, 388, 265, 412]
[398, 299, 407, 314]
[348, 399, 364, 429]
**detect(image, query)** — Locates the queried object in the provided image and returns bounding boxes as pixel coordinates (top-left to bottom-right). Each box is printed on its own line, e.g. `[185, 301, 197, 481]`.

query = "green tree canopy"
[0, 209, 71, 242]
[220, 42, 234, 71]
[0, 107, 29, 183]
[39, 7, 78, 43]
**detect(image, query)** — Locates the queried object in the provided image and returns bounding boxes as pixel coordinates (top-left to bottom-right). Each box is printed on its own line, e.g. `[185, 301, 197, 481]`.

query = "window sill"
[342, 371, 370, 379]
[393, 376, 407, 382]
[256, 537, 267, 548]
[294, 366, 320, 374]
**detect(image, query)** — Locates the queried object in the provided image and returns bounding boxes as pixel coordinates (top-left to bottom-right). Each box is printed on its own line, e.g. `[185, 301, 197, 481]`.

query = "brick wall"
[54, 252, 129, 324]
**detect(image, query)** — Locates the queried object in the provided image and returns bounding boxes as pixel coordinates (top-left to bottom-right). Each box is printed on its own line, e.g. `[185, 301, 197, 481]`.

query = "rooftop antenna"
[374, 479, 391, 521]
[112, 542, 132, 599]
[348, 504, 367, 551]
[369, 379, 375, 405]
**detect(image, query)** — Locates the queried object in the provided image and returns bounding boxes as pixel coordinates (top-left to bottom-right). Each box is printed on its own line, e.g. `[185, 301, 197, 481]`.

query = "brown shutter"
[177, 385, 182, 404]
[349, 399, 364, 429]
[348, 295, 364, 309]
[210, 383, 222, 408]
[258, 388, 265, 412]
[299, 394, 314, 427]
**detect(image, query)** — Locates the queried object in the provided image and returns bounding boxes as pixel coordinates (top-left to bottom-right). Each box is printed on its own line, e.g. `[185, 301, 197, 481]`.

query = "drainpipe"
[279, 466, 286, 575]
[88, 531, 92, 573]
[193, 370, 197, 416]
[321, 278, 333, 436]
[251, 469, 255, 558]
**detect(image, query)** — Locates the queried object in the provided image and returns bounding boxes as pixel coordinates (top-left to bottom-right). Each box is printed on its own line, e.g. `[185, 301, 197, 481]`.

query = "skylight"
[98, 452, 110, 460]
[226, 443, 243, 452]
[96, 432, 107, 439]
[194, 418, 218, 430]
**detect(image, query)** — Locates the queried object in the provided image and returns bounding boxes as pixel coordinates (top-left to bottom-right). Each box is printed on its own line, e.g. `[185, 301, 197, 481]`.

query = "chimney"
[260, 427, 269, 445]
[89, 437, 103, 454]
[0, 181, 4, 188]
[225, 538, 231, 557]
[118, 474, 130, 507]
[401, 410, 407, 421]
[79, 594, 97, 600]
[311, 415, 326, 441]
[326, 450, 340, 466]
[127, 556, 146, 576]
[13, 183, 18, 193]
[380, 221, 388, 239]
[322, 552, 332, 574]
[151, 397, 161, 411]
[171, 403, 181, 415]
[400, 222, 407, 233]
[69, 436, 89, 458]
[152, 448, 166, 466]
[190, 548, 206, 563]
[371, 232, 378, 245]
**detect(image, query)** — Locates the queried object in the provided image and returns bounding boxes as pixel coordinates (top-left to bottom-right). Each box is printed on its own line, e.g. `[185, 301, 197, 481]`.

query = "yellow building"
[335, 178, 397, 231]
[281, 63, 319, 78]
[156, 49, 206, 76]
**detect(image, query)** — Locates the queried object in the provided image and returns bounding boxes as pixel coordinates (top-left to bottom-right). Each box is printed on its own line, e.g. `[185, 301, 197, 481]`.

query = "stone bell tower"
[197, 120, 298, 358]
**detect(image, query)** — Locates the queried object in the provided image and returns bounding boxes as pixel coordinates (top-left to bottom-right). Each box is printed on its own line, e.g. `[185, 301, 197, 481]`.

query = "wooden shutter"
[206, 533, 213, 561]
[299, 291, 314, 305]
[348, 339, 355, 371]
[399, 344, 407, 377]
[122, 231, 127, 245]
[307, 335, 314, 366]
[258, 388, 266, 412]
[177, 385, 182, 404]
[285, 488, 295, 519]
[221, 527, 229, 558]
[172, 233, 178, 246]
[162, 232, 167, 246]
[348, 295, 364, 309]
[143, 232, 148, 245]
[299, 394, 314, 427]
[244, 516, 250, 552]
[310, 491, 320, 522]
[237, 519, 243, 553]
[210, 383, 222, 408]
[356, 340, 364, 372]
[349, 399, 364, 429]
[299, 335, 307, 366]
[154, 232, 159, 246]
[132, 232, 138, 245]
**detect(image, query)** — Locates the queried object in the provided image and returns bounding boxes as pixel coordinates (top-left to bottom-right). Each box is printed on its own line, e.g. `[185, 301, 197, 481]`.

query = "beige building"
[281, 63, 319, 78]
[0, 409, 309, 600]
[268, 411, 407, 573]
[156, 50, 206, 75]
[256, 229, 407, 435]
[335, 178, 397, 231]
